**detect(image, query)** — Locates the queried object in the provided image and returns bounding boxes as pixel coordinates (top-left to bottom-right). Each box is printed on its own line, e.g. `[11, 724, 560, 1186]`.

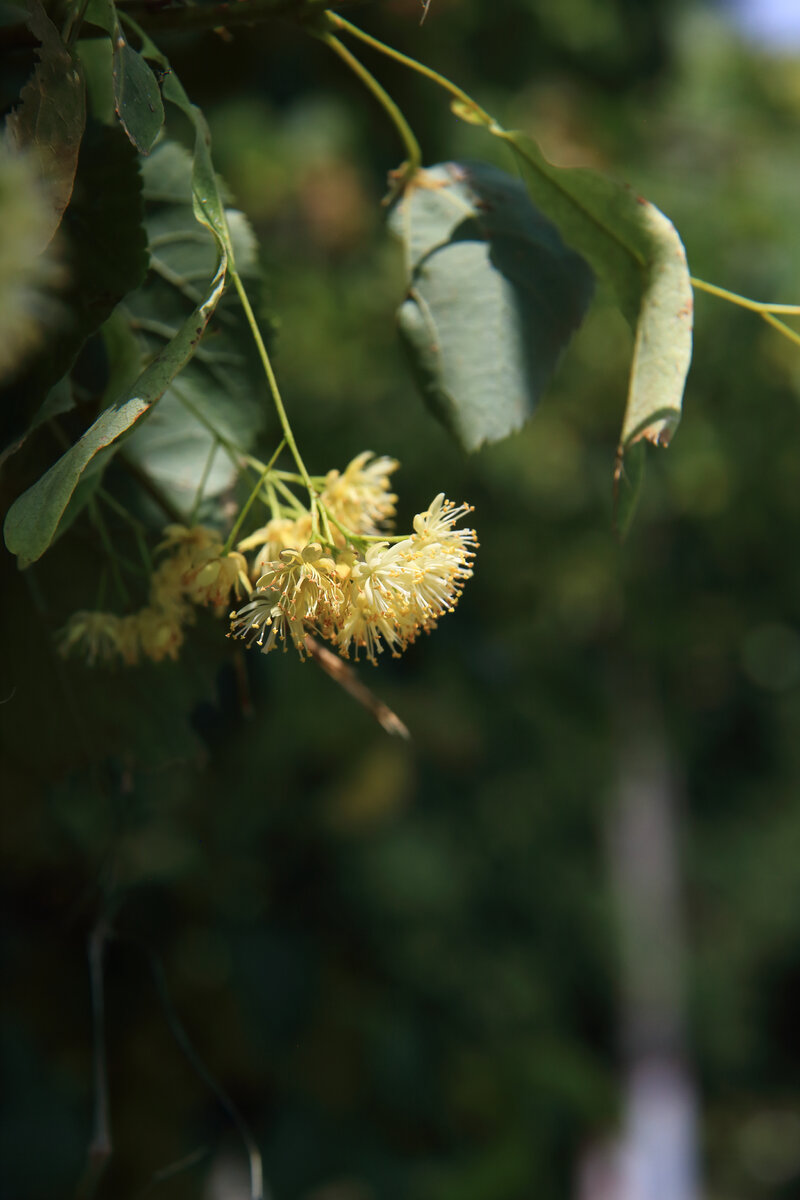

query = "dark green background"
[2, 1, 800, 1197]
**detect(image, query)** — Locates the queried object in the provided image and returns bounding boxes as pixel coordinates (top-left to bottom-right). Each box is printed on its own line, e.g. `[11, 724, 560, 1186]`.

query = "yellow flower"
[413, 493, 478, 554]
[156, 524, 223, 573]
[335, 497, 476, 663]
[58, 611, 130, 666]
[321, 451, 399, 535]
[256, 543, 343, 624]
[149, 555, 193, 619]
[116, 615, 142, 666]
[183, 551, 252, 610]
[230, 488, 476, 667]
[229, 593, 308, 657]
[237, 513, 313, 580]
[137, 606, 185, 662]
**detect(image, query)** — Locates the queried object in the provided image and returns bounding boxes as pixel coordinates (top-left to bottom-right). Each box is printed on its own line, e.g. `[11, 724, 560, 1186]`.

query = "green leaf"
[120, 140, 265, 509]
[3, 257, 227, 567]
[85, 5, 233, 256]
[4, 0, 86, 249]
[112, 36, 165, 155]
[389, 162, 594, 452]
[123, 22, 236, 261]
[494, 131, 693, 455]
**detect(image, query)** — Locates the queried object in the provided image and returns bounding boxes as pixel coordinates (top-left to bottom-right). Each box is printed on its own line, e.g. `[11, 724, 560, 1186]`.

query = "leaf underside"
[496, 131, 693, 454]
[390, 161, 594, 453]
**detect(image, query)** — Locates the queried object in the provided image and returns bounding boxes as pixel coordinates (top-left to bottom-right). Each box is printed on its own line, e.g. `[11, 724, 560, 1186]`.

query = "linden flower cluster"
[230, 454, 477, 665]
[58, 453, 476, 669]
[59, 526, 251, 666]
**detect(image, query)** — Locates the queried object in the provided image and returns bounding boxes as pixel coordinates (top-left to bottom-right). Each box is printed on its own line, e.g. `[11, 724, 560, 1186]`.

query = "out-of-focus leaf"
[3, 257, 227, 567]
[389, 162, 594, 452]
[112, 35, 165, 154]
[0, 145, 63, 400]
[492, 131, 693, 456]
[0, 120, 147, 455]
[4, 0, 86, 249]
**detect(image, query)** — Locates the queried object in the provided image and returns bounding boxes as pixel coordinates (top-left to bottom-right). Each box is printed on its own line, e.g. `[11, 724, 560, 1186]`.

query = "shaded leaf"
[3, 258, 227, 567]
[389, 162, 594, 452]
[85, 3, 229, 251]
[121, 141, 266, 508]
[493, 131, 693, 455]
[0, 120, 147, 455]
[112, 35, 165, 155]
[4, 0, 86, 250]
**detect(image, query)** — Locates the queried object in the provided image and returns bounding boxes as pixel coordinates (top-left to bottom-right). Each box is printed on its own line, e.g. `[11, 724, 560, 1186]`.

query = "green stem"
[319, 502, 407, 549]
[89, 499, 131, 607]
[326, 10, 494, 127]
[64, 0, 92, 48]
[189, 439, 220, 525]
[97, 486, 145, 533]
[223, 439, 286, 554]
[118, 453, 185, 525]
[266, 481, 280, 521]
[272, 476, 308, 516]
[761, 311, 800, 348]
[97, 488, 154, 574]
[133, 527, 154, 575]
[315, 30, 422, 181]
[690, 276, 800, 315]
[230, 271, 318, 525]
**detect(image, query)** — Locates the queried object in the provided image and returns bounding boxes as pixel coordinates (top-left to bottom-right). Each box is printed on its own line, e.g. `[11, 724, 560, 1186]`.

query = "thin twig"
[305, 636, 410, 738]
[79, 921, 113, 1198]
[132, 943, 265, 1200]
[135, 1146, 211, 1197]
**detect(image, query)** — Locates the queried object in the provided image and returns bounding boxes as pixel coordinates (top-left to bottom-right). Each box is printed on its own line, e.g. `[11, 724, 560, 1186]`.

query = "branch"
[305, 635, 410, 738]
[0, 0, 364, 49]
[113, 0, 360, 36]
[78, 921, 112, 1199]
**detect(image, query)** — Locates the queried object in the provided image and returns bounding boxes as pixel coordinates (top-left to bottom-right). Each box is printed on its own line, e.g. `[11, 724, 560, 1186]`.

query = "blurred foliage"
[2, 1, 800, 1198]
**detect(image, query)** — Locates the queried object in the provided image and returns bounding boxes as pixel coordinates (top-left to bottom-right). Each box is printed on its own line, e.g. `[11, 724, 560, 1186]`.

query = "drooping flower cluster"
[59, 524, 250, 666]
[230, 456, 477, 665]
[58, 452, 476, 669]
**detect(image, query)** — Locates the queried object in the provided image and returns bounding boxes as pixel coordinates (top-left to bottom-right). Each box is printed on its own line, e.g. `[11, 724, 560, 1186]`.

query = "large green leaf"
[4, 0, 86, 250]
[389, 162, 594, 452]
[494, 132, 693, 455]
[120, 141, 266, 508]
[3, 256, 227, 567]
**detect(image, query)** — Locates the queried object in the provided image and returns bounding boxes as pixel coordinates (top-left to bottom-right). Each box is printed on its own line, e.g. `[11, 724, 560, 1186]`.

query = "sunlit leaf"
[493, 131, 693, 456]
[389, 162, 594, 452]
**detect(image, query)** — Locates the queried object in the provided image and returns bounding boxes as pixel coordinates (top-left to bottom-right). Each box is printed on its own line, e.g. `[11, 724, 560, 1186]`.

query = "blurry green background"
[2, 1, 800, 1197]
